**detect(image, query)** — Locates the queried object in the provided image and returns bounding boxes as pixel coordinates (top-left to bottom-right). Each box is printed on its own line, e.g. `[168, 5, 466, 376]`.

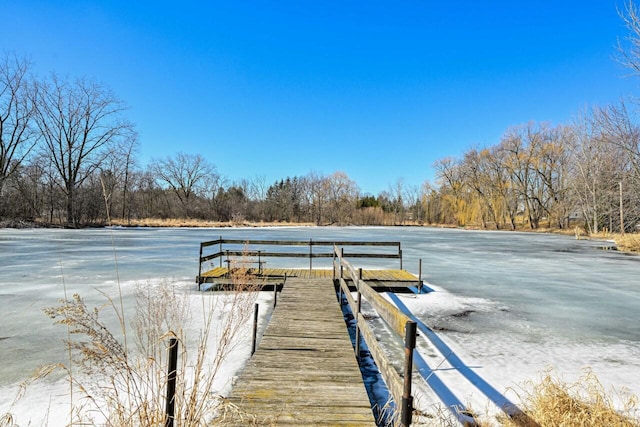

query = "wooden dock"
[197, 237, 519, 426]
[220, 277, 376, 426]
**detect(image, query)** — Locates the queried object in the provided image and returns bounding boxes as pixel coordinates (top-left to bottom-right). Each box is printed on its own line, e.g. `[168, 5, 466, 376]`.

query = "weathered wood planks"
[219, 277, 376, 426]
[199, 267, 416, 281]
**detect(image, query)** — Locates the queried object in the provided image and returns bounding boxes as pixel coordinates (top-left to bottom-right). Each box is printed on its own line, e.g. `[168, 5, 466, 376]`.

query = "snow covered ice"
[1, 226, 639, 424]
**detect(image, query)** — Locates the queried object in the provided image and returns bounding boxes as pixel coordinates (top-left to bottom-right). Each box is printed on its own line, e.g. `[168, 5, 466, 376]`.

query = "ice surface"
[1, 226, 639, 423]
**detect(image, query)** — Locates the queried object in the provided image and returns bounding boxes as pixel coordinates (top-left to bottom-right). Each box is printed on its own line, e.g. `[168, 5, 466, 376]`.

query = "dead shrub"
[501, 369, 639, 427]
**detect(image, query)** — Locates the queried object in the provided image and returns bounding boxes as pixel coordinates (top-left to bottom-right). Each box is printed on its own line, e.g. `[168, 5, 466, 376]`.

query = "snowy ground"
[2, 227, 639, 426]
[0, 282, 276, 426]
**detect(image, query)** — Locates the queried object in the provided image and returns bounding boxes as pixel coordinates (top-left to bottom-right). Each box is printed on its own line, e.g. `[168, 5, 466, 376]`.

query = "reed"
[500, 369, 639, 427]
[613, 233, 640, 253]
[587, 231, 640, 253]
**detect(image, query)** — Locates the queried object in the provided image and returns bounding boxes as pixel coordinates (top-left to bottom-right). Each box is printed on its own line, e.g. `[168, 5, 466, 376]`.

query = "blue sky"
[2, 1, 638, 195]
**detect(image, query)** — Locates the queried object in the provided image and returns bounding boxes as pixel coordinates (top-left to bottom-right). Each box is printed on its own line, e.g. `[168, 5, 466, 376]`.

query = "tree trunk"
[67, 184, 76, 226]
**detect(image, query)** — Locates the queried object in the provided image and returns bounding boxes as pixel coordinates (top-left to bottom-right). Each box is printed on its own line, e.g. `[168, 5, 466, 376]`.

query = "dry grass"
[500, 369, 639, 427]
[0, 414, 14, 427]
[586, 231, 640, 253]
[108, 217, 315, 228]
[612, 233, 640, 253]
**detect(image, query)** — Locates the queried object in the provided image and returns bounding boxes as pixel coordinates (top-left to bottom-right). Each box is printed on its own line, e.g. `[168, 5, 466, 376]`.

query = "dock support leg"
[274, 282, 278, 308]
[251, 304, 259, 355]
[402, 321, 417, 427]
[198, 244, 203, 291]
[165, 338, 178, 427]
[355, 268, 363, 358]
[418, 258, 422, 294]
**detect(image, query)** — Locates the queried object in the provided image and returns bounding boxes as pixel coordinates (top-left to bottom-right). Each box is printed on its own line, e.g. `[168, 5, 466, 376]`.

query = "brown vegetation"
[615, 233, 640, 252]
[586, 231, 640, 254]
[108, 217, 316, 228]
[499, 370, 639, 427]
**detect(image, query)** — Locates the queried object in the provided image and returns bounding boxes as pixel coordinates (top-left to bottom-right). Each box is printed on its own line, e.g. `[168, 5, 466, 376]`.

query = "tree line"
[0, 53, 404, 227]
[3, 0, 640, 231]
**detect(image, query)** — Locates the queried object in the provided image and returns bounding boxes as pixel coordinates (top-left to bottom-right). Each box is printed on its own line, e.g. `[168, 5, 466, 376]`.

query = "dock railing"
[333, 244, 416, 427]
[197, 237, 403, 285]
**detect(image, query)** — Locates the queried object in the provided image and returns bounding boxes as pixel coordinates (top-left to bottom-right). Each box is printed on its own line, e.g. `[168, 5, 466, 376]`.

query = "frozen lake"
[1, 226, 639, 422]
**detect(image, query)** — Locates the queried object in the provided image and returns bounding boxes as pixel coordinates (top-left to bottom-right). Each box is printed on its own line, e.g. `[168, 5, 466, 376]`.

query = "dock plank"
[199, 267, 416, 281]
[219, 277, 376, 426]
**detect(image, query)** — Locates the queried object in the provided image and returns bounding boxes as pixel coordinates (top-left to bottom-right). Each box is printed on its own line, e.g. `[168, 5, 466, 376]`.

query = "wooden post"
[400, 248, 403, 270]
[401, 321, 417, 427]
[340, 248, 344, 280]
[355, 268, 363, 358]
[332, 249, 336, 281]
[219, 235, 223, 268]
[273, 281, 278, 308]
[273, 284, 277, 308]
[251, 303, 259, 355]
[620, 181, 625, 234]
[165, 338, 178, 427]
[309, 238, 313, 271]
[418, 258, 422, 294]
[335, 247, 342, 302]
[355, 289, 362, 357]
[197, 244, 203, 291]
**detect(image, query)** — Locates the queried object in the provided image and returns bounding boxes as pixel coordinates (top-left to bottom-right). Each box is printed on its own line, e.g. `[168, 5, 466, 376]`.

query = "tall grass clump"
[501, 369, 639, 427]
[587, 230, 640, 253]
[614, 233, 640, 253]
[0, 414, 15, 427]
[2, 247, 262, 426]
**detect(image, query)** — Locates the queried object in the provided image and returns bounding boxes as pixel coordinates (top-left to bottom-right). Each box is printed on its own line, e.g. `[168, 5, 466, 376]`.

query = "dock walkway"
[221, 277, 376, 426]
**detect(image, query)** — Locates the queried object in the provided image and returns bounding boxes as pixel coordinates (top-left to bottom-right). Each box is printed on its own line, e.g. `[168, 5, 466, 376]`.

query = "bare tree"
[33, 74, 134, 226]
[246, 174, 268, 220]
[483, 146, 519, 229]
[97, 134, 139, 223]
[419, 180, 439, 224]
[461, 148, 504, 229]
[500, 123, 561, 229]
[304, 171, 330, 225]
[0, 53, 38, 206]
[597, 101, 640, 176]
[570, 109, 627, 233]
[118, 134, 139, 222]
[326, 171, 359, 224]
[404, 183, 422, 224]
[617, 1, 640, 76]
[149, 152, 216, 218]
[387, 178, 407, 225]
[592, 102, 640, 231]
[202, 172, 226, 220]
[434, 157, 470, 225]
